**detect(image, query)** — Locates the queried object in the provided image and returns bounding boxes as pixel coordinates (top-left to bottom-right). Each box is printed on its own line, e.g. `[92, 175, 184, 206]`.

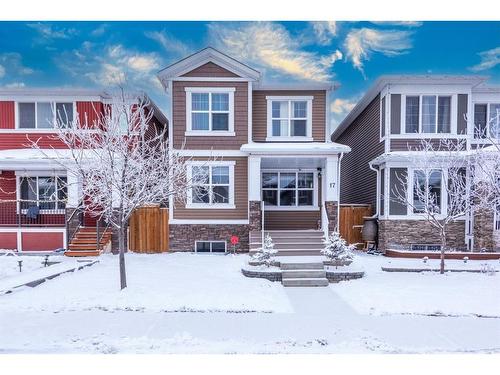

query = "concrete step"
[250, 250, 323, 256]
[280, 262, 324, 270]
[282, 278, 329, 287]
[282, 270, 326, 279]
[250, 238, 324, 245]
[250, 232, 324, 239]
[250, 243, 323, 250]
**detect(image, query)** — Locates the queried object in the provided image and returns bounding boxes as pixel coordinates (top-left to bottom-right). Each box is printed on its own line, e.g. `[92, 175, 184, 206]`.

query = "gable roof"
[331, 75, 488, 141]
[157, 47, 261, 88]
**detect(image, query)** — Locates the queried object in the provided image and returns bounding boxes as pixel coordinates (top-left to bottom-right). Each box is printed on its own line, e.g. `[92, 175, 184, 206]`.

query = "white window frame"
[410, 168, 445, 216]
[399, 94, 458, 137]
[186, 161, 235, 209]
[194, 240, 227, 253]
[261, 169, 318, 211]
[15, 101, 76, 131]
[185, 87, 235, 136]
[16, 173, 67, 214]
[495, 207, 500, 231]
[472, 102, 500, 140]
[266, 96, 313, 141]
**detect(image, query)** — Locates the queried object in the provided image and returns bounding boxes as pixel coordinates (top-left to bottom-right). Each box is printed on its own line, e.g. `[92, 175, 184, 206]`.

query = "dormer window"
[185, 87, 235, 136]
[266, 96, 313, 141]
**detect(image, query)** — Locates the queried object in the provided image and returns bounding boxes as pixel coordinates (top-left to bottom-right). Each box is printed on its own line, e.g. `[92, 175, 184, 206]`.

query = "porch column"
[323, 155, 339, 232]
[248, 155, 262, 231]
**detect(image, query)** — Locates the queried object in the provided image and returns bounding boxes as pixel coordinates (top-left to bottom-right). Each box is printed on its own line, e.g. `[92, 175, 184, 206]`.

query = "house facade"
[332, 75, 500, 253]
[0, 89, 167, 252]
[158, 48, 349, 253]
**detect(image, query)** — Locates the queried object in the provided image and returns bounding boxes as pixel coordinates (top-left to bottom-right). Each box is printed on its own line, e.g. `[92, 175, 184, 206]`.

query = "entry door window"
[262, 171, 314, 207]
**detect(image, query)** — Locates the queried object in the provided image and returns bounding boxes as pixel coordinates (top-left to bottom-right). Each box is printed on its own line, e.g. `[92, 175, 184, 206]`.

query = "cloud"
[344, 27, 413, 75]
[370, 21, 423, 27]
[145, 30, 191, 57]
[0, 53, 35, 77]
[311, 21, 338, 45]
[331, 98, 356, 115]
[58, 43, 163, 90]
[27, 22, 77, 42]
[470, 46, 500, 72]
[3, 82, 25, 88]
[91, 24, 108, 37]
[208, 22, 341, 81]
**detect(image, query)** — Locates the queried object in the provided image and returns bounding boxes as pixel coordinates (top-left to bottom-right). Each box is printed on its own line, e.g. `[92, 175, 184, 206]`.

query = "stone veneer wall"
[473, 209, 495, 251]
[248, 200, 261, 231]
[169, 224, 250, 252]
[325, 201, 338, 232]
[378, 219, 467, 251]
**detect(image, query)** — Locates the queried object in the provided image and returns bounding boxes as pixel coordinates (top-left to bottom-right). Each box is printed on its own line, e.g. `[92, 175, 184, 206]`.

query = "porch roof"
[240, 142, 350, 155]
[369, 150, 474, 166]
[0, 149, 75, 170]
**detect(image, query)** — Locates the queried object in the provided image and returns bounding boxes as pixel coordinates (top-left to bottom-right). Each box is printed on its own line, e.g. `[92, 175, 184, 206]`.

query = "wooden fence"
[128, 205, 169, 253]
[339, 204, 372, 246]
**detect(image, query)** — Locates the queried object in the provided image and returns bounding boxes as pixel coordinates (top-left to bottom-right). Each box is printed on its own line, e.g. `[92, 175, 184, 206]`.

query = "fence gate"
[339, 204, 372, 246]
[128, 205, 169, 253]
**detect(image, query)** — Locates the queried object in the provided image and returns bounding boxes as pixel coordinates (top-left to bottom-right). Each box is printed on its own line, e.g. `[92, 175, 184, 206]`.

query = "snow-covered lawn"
[0, 253, 292, 313]
[332, 253, 500, 317]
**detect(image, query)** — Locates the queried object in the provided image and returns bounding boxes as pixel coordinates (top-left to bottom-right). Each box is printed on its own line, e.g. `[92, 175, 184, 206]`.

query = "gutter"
[336, 152, 344, 230]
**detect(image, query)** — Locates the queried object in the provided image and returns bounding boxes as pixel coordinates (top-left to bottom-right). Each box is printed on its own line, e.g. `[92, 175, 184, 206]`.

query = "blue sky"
[1, 21, 499, 132]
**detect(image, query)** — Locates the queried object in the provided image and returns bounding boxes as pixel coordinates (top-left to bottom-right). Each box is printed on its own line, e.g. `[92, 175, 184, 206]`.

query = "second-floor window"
[185, 88, 235, 135]
[18, 102, 74, 129]
[474, 103, 500, 139]
[266, 96, 313, 140]
[404, 95, 451, 134]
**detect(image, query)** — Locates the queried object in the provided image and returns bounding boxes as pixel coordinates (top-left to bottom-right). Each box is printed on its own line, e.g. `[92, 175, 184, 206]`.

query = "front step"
[282, 270, 326, 278]
[282, 278, 329, 287]
[280, 262, 324, 270]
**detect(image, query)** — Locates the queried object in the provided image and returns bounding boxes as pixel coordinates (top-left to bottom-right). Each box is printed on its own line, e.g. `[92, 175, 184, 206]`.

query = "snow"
[0, 253, 292, 313]
[1, 251, 499, 354]
[332, 253, 500, 317]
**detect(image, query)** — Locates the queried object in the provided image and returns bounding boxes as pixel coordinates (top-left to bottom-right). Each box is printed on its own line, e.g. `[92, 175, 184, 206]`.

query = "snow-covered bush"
[252, 233, 277, 267]
[321, 231, 354, 265]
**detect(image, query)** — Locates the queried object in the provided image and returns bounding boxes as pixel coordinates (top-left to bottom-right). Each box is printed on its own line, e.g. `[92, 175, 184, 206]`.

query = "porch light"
[317, 167, 322, 178]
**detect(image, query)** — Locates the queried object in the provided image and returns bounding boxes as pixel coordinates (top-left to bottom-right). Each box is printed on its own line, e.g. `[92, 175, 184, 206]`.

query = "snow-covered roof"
[369, 150, 476, 165]
[240, 142, 350, 155]
[0, 149, 76, 170]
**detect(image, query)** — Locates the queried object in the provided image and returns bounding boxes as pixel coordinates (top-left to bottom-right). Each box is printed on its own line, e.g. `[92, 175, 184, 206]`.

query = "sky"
[0, 21, 500, 133]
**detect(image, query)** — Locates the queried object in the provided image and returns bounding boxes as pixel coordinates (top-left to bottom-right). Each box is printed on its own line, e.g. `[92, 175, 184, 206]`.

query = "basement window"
[410, 244, 442, 251]
[195, 241, 227, 253]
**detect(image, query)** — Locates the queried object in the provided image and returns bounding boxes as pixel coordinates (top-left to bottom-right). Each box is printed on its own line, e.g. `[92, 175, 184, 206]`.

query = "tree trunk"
[118, 225, 127, 290]
[440, 228, 446, 275]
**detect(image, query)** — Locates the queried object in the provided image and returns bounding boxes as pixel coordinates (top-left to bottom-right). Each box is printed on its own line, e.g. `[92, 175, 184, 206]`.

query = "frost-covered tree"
[30, 86, 208, 290]
[321, 231, 354, 265]
[252, 233, 277, 267]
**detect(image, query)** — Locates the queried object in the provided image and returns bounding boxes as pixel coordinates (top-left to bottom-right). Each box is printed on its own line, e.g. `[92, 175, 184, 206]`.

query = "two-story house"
[332, 75, 500, 255]
[158, 47, 350, 253]
[0, 89, 167, 253]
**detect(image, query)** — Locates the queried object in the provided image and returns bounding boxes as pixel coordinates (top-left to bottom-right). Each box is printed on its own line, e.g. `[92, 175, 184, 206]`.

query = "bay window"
[185, 88, 234, 134]
[188, 162, 234, 207]
[18, 102, 74, 129]
[474, 103, 500, 139]
[413, 170, 442, 214]
[266, 96, 312, 140]
[262, 171, 315, 208]
[404, 95, 452, 134]
[19, 176, 67, 211]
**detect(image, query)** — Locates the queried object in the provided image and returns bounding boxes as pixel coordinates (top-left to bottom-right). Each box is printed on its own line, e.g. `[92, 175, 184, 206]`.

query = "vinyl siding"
[335, 94, 384, 207]
[76, 101, 104, 128]
[172, 81, 248, 149]
[252, 90, 326, 142]
[390, 138, 462, 151]
[390, 94, 401, 134]
[0, 101, 15, 129]
[457, 94, 468, 135]
[181, 62, 240, 77]
[173, 157, 248, 220]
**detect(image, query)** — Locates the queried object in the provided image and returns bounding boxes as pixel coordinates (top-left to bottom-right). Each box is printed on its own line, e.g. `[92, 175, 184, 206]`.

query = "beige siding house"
[157, 47, 350, 252]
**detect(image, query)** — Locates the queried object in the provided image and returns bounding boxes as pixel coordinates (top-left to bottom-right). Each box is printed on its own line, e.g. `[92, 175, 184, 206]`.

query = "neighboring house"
[0, 89, 167, 252]
[332, 75, 500, 253]
[157, 47, 350, 253]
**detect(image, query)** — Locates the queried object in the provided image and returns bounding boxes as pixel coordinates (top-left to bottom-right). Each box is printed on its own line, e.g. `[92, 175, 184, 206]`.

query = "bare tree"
[391, 139, 472, 274]
[31, 87, 208, 289]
